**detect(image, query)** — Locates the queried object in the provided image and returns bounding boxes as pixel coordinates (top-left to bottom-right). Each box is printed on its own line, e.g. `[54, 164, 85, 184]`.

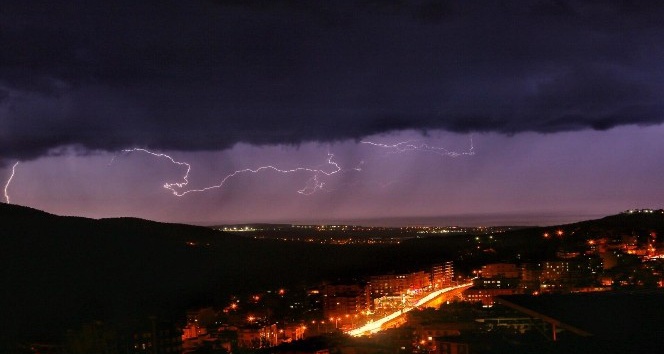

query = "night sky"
[2, 1, 663, 226]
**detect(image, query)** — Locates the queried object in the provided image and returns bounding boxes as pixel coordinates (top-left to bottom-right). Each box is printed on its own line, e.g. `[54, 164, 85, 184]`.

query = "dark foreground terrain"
[2, 204, 663, 343]
[1, 204, 462, 341]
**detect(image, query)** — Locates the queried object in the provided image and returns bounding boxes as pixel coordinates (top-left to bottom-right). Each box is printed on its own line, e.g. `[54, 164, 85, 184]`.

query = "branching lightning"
[117, 137, 473, 199]
[361, 135, 475, 157]
[121, 149, 192, 193]
[1, 136, 475, 207]
[3, 162, 19, 204]
[119, 148, 344, 197]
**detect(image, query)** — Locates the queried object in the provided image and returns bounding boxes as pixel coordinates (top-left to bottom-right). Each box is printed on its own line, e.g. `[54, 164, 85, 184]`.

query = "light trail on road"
[346, 282, 473, 337]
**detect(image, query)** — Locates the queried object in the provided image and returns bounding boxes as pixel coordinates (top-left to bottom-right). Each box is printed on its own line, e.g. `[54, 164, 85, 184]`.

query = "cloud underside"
[1, 0, 663, 162]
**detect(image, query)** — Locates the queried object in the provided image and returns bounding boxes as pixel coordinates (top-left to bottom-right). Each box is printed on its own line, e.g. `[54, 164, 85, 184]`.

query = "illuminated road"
[346, 282, 473, 337]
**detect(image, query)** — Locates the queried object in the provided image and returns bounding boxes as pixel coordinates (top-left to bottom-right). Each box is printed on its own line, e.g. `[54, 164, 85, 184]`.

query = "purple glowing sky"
[4, 126, 663, 226]
[2, 1, 664, 225]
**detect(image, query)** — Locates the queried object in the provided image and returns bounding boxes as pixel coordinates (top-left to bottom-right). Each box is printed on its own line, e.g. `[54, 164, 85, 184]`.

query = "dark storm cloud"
[2, 0, 664, 162]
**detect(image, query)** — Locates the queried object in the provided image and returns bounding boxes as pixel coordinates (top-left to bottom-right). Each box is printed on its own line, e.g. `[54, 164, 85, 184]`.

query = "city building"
[540, 257, 602, 292]
[237, 323, 278, 349]
[280, 324, 307, 342]
[480, 263, 520, 278]
[322, 283, 369, 320]
[465, 263, 520, 305]
[368, 271, 431, 298]
[431, 262, 455, 289]
[464, 288, 516, 306]
[473, 277, 519, 289]
[519, 263, 541, 294]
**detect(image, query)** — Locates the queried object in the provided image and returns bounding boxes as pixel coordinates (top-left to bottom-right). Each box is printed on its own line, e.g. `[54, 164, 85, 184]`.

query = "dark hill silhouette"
[2, 204, 662, 342]
[0, 204, 456, 342]
[2, 204, 232, 341]
[487, 209, 664, 261]
[558, 210, 664, 236]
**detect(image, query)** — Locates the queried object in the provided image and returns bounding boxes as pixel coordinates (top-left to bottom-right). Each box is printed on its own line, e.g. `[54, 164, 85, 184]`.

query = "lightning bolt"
[116, 137, 472, 199]
[360, 135, 475, 158]
[118, 148, 344, 197]
[121, 148, 192, 192]
[3, 162, 18, 204]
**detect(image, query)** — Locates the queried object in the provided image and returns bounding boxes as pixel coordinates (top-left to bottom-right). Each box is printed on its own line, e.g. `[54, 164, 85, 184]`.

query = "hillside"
[483, 209, 664, 262]
[2, 204, 662, 342]
[0, 204, 456, 341]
